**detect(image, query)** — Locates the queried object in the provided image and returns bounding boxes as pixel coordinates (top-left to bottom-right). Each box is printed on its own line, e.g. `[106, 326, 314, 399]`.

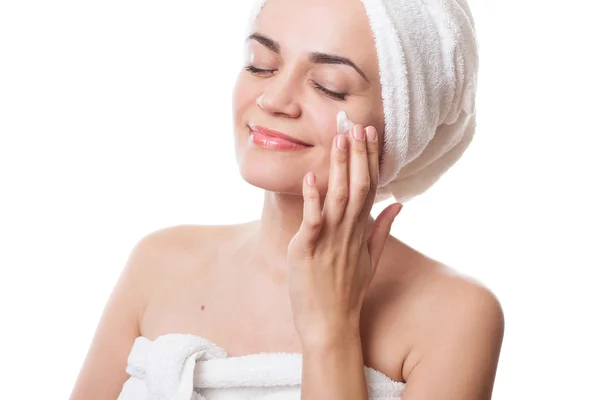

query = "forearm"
[300, 334, 369, 400]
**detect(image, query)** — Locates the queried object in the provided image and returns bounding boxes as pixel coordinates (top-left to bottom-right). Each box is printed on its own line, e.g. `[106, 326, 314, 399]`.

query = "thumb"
[367, 203, 403, 271]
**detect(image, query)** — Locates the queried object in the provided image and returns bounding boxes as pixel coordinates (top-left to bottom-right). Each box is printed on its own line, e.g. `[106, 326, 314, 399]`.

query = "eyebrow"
[247, 33, 370, 83]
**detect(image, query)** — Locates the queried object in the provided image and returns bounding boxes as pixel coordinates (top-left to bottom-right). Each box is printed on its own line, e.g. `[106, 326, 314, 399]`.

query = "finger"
[323, 134, 349, 226]
[345, 124, 370, 225]
[295, 171, 323, 255]
[367, 203, 402, 272]
[356, 126, 380, 227]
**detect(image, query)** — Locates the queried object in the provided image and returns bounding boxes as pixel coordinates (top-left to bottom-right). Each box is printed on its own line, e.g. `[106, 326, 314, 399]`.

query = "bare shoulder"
[111, 224, 215, 287]
[401, 263, 505, 399]
[137, 222, 250, 273]
[69, 223, 229, 400]
[140, 223, 226, 253]
[407, 265, 504, 334]
[151, 223, 250, 250]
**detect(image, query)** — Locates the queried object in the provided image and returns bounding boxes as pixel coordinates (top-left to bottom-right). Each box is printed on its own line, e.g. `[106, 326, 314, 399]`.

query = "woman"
[71, 0, 504, 398]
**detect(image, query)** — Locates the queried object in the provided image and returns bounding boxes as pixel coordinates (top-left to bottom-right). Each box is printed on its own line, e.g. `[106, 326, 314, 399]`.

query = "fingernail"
[366, 127, 377, 142]
[353, 125, 365, 141]
[336, 134, 348, 150]
[307, 171, 316, 186]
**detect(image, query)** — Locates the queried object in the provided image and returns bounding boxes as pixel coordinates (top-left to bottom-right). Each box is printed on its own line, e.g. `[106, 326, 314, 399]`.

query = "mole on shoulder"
[201, 305, 205, 311]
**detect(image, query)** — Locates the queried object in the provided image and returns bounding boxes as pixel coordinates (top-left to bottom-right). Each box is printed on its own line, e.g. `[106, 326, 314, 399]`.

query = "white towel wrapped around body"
[117, 334, 406, 400]
[246, 0, 479, 203]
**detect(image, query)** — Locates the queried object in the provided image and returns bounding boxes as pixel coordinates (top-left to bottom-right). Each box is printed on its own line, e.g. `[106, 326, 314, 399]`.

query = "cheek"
[232, 74, 260, 124]
[301, 103, 339, 148]
[300, 105, 340, 191]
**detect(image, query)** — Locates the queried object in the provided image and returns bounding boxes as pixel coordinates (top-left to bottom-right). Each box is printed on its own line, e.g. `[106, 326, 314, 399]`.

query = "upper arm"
[402, 282, 505, 400]
[69, 229, 169, 400]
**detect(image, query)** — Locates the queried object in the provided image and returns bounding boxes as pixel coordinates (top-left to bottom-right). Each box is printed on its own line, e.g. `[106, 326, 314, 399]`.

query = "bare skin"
[140, 222, 431, 378]
[70, 0, 503, 398]
[70, 222, 502, 399]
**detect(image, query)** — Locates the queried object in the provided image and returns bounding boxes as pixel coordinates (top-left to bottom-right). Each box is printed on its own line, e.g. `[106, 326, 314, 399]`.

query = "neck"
[254, 191, 306, 265]
[247, 190, 376, 274]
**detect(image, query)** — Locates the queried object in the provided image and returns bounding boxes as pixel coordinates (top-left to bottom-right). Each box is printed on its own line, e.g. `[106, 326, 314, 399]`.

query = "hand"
[287, 124, 403, 351]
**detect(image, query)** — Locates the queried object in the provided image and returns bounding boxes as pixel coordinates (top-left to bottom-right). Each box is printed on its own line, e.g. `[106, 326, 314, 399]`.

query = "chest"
[139, 261, 414, 382]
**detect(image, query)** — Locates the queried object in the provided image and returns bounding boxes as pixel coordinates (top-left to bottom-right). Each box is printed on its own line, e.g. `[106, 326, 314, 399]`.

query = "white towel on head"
[245, 0, 479, 203]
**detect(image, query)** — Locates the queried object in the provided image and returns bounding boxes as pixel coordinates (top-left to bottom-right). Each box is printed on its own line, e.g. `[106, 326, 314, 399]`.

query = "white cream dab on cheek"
[336, 110, 355, 135]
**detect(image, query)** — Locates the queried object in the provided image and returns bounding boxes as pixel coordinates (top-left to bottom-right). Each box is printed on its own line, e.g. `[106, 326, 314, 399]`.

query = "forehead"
[253, 0, 378, 73]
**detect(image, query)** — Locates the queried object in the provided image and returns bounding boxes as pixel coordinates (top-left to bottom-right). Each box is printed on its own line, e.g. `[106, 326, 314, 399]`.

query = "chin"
[236, 153, 304, 195]
[233, 127, 325, 196]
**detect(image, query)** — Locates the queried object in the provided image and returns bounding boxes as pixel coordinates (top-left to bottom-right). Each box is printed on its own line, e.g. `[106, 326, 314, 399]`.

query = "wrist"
[301, 328, 363, 356]
[300, 327, 369, 399]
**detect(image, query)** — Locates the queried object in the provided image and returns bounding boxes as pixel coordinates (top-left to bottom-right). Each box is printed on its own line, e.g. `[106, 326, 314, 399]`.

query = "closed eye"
[244, 65, 348, 101]
[311, 81, 347, 101]
[244, 65, 275, 74]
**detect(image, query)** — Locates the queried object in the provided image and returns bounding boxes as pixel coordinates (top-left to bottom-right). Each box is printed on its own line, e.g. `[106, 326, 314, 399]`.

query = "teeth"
[336, 110, 354, 135]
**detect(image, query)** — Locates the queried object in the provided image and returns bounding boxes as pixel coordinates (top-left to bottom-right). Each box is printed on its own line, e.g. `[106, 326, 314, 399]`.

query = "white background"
[1, 0, 599, 398]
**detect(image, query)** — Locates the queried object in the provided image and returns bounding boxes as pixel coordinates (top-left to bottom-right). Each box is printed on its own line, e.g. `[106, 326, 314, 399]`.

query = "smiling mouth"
[248, 125, 313, 147]
[248, 126, 313, 151]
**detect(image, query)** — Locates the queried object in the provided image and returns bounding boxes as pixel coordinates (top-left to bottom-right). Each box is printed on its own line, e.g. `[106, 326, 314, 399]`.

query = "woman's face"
[232, 0, 383, 196]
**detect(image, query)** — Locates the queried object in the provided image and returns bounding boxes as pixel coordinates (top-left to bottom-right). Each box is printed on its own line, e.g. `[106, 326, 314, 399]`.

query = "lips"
[248, 125, 312, 147]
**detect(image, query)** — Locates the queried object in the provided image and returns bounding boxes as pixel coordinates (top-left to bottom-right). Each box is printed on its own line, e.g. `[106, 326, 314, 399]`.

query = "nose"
[256, 73, 301, 118]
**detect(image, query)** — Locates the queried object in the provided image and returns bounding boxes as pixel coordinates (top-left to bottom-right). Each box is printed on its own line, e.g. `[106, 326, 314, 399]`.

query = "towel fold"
[117, 334, 406, 400]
